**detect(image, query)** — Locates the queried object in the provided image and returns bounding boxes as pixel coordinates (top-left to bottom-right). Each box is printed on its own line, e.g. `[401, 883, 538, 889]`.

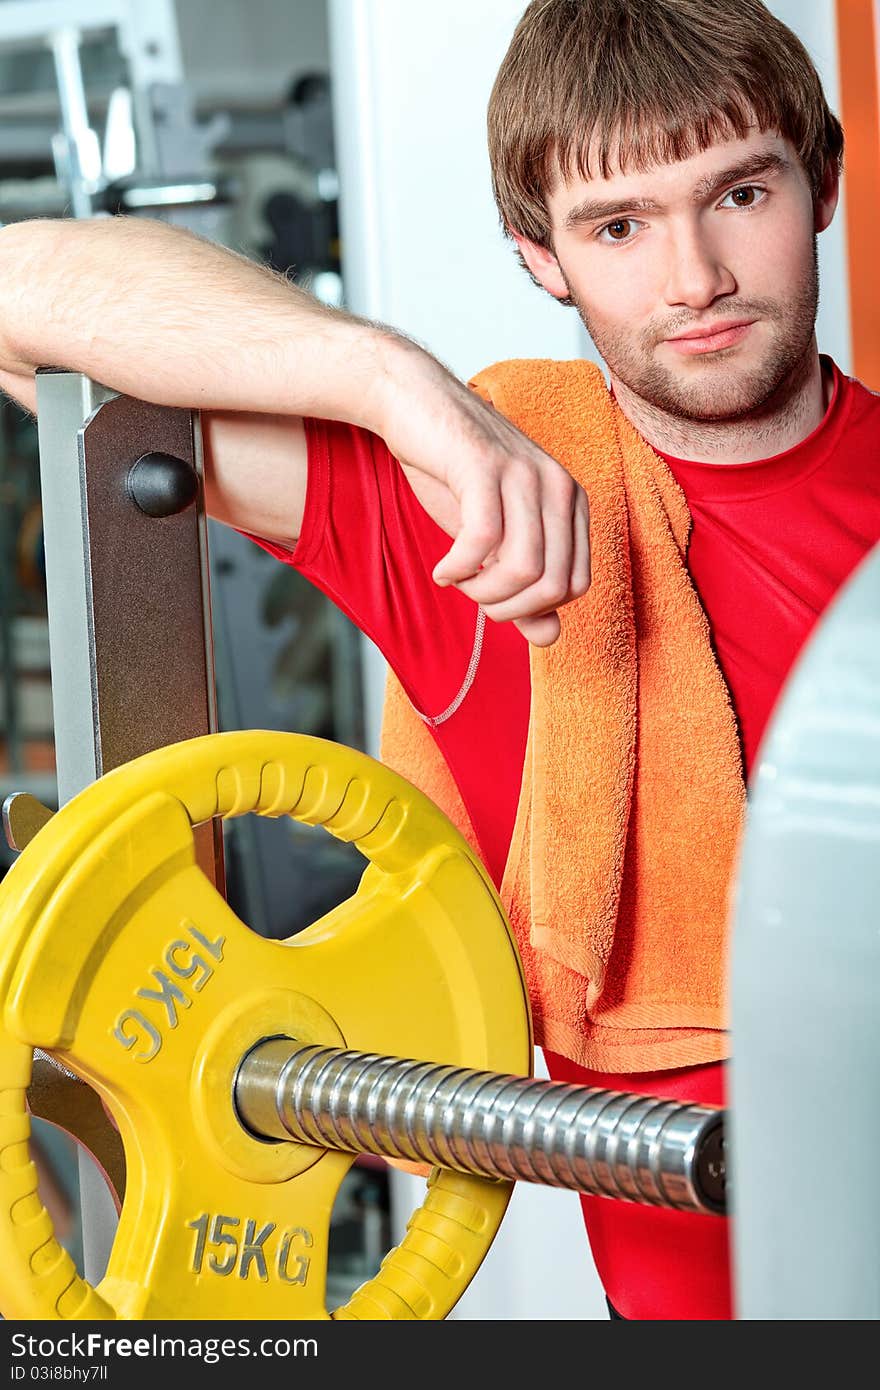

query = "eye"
[720, 185, 766, 209]
[598, 217, 638, 243]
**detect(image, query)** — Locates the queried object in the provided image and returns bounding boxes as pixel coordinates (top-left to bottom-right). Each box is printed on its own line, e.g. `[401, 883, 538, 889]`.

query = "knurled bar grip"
[235, 1041, 727, 1215]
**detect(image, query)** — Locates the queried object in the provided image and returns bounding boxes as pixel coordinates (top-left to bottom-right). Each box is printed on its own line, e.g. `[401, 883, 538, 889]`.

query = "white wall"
[767, 0, 851, 373]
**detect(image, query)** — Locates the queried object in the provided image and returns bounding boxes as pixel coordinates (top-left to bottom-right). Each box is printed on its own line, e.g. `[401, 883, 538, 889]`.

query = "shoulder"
[467, 357, 636, 494]
[469, 355, 606, 394]
[847, 374, 880, 409]
[827, 357, 880, 413]
[467, 359, 613, 446]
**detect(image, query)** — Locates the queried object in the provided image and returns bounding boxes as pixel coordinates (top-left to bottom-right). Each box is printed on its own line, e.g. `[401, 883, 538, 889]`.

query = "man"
[0, 0, 877, 1320]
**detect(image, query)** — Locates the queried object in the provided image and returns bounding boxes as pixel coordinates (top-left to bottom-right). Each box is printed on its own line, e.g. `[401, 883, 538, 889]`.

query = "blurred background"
[0, 0, 870, 1319]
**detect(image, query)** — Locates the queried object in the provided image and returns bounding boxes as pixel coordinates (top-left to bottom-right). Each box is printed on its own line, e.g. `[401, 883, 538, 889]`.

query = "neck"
[610, 342, 830, 464]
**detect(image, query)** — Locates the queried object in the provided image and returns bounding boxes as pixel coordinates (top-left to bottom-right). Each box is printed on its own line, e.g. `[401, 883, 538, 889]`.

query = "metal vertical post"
[33, 369, 223, 1280]
[0, 466, 23, 774]
[48, 26, 102, 220]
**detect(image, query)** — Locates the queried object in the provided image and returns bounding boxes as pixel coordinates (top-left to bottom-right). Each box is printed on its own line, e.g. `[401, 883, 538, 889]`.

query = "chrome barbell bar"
[235, 1040, 726, 1216]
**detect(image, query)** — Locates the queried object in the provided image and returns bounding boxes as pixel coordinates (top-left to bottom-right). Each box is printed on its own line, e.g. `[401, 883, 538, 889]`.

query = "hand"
[378, 340, 590, 647]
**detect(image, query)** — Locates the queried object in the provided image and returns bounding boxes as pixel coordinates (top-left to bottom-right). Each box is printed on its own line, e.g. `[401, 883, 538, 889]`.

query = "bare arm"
[0, 215, 589, 645]
[0, 216, 385, 546]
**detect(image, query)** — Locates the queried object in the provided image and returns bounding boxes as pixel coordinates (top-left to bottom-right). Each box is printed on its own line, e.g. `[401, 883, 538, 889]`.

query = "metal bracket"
[2, 792, 54, 852]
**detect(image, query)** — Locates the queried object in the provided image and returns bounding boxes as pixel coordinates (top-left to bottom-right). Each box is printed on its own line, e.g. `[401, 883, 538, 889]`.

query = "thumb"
[513, 611, 561, 647]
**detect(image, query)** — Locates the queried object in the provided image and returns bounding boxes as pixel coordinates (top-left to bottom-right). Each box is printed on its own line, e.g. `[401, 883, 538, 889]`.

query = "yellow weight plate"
[0, 731, 531, 1320]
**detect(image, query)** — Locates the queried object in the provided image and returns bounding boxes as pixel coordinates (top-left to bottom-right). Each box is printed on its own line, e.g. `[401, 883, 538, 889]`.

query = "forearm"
[0, 215, 399, 431]
[0, 216, 592, 649]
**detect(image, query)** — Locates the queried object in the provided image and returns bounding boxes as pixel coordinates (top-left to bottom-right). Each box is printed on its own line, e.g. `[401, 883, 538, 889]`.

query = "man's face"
[516, 131, 838, 422]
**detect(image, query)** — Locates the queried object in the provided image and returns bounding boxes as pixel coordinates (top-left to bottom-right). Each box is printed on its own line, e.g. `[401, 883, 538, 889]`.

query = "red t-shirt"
[252, 357, 880, 1318]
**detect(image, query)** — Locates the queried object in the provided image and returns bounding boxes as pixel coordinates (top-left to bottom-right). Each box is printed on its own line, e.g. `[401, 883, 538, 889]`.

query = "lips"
[666, 320, 755, 355]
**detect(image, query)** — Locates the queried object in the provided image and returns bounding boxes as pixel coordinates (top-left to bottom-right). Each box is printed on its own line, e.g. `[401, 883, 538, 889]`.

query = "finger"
[458, 465, 582, 611]
[432, 473, 502, 585]
[513, 611, 561, 646]
[569, 489, 591, 597]
[452, 469, 544, 606]
[459, 490, 575, 624]
[502, 495, 587, 646]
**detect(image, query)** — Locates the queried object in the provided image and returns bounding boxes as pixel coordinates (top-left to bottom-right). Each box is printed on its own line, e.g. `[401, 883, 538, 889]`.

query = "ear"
[510, 231, 570, 299]
[814, 159, 840, 233]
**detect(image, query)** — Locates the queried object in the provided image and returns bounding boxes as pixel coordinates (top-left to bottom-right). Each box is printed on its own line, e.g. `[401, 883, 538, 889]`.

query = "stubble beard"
[565, 240, 820, 426]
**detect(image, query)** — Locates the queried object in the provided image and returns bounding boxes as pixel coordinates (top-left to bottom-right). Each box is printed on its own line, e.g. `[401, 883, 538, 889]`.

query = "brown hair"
[488, 0, 844, 251]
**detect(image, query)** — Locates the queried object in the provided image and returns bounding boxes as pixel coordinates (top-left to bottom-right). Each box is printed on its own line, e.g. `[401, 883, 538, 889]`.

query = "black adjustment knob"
[127, 452, 200, 518]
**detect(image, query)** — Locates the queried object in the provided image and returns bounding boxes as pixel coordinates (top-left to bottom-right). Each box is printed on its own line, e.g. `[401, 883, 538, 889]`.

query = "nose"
[663, 219, 736, 309]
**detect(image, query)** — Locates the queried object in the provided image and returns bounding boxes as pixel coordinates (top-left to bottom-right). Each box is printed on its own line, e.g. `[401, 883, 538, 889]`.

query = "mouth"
[665, 319, 756, 355]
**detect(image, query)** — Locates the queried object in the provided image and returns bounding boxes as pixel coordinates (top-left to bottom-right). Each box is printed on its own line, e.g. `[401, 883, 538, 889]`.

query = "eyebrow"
[563, 151, 792, 229]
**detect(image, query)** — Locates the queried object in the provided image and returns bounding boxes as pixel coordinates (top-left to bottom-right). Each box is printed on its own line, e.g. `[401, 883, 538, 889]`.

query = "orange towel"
[380, 360, 747, 1072]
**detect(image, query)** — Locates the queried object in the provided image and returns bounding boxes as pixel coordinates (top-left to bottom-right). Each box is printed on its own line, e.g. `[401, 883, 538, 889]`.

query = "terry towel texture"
[380, 360, 748, 1071]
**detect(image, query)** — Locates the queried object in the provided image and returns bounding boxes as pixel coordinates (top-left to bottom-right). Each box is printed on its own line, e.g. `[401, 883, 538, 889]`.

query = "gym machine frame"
[4, 372, 224, 1278]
